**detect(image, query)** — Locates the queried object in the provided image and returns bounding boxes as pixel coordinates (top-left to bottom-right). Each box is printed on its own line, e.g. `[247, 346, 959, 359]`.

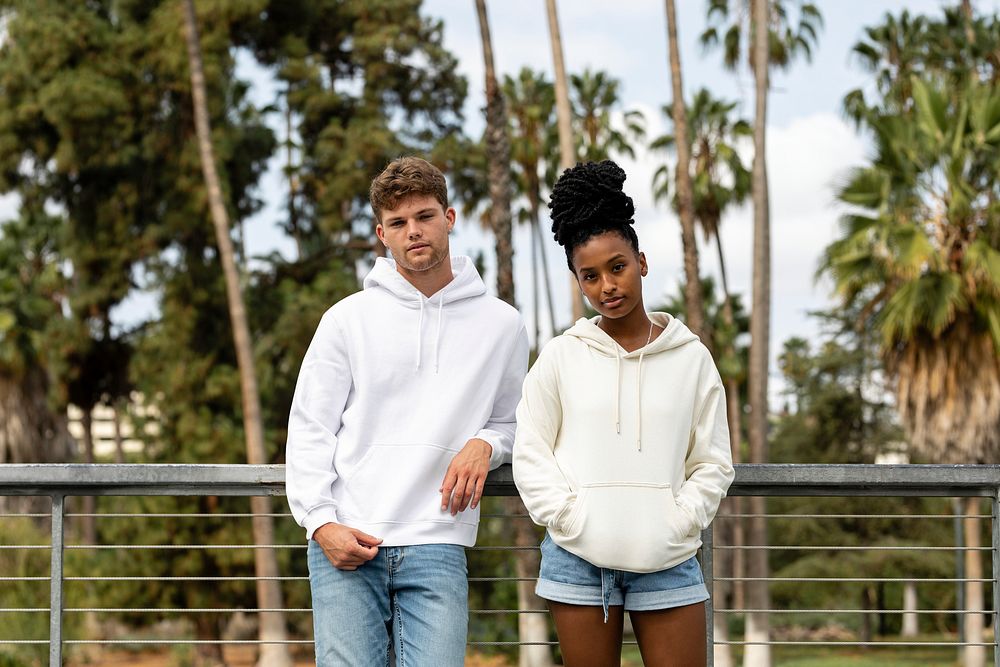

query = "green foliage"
[700, 0, 823, 74]
[569, 69, 645, 163]
[236, 0, 467, 247]
[0, 517, 66, 666]
[652, 88, 752, 240]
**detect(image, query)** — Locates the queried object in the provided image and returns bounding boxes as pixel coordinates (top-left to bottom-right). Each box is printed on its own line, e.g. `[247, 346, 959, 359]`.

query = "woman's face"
[571, 231, 647, 320]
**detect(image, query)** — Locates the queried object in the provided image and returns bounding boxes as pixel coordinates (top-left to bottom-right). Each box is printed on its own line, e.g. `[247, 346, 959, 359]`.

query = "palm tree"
[474, 0, 515, 307]
[841, 10, 929, 124]
[663, 0, 706, 343]
[503, 68, 559, 345]
[544, 0, 585, 322]
[651, 88, 752, 335]
[474, 6, 553, 666]
[180, 3, 292, 665]
[701, 3, 823, 662]
[700, 0, 823, 74]
[651, 89, 751, 661]
[569, 69, 646, 163]
[822, 74, 1000, 667]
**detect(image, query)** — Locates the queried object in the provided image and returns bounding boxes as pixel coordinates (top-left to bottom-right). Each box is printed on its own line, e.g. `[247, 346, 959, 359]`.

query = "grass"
[620, 635, 974, 667]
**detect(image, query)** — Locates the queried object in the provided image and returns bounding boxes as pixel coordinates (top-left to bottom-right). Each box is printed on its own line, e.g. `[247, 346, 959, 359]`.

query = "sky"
[4, 0, 998, 386]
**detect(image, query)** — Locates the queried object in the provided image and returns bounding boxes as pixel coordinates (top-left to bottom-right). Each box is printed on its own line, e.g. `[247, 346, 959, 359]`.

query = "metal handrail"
[2, 463, 1000, 667]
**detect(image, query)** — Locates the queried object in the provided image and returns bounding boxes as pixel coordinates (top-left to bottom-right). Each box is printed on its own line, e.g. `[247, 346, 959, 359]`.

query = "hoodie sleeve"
[512, 344, 576, 532]
[474, 323, 529, 469]
[674, 365, 736, 536]
[285, 312, 352, 540]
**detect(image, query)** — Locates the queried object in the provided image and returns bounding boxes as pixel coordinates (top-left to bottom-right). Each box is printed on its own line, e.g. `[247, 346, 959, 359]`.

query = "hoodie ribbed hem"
[338, 516, 480, 548]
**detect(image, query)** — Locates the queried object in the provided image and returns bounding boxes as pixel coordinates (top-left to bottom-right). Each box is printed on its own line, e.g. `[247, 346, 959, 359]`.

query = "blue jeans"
[307, 540, 468, 666]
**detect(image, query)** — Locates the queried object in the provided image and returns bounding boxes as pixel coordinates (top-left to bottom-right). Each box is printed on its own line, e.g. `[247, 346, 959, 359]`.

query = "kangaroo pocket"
[558, 482, 696, 572]
[340, 443, 462, 524]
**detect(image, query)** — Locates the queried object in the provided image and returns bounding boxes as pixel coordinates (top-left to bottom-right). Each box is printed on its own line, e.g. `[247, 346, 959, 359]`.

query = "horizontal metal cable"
[63, 608, 311, 613]
[716, 513, 989, 520]
[715, 608, 993, 614]
[63, 544, 305, 550]
[0, 577, 49, 581]
[716, 576, 994, 583]
[715, 545, 992, 551]
[0, 640, 47, 644]
[65, 576, 309, 582]
[0, 609, 47, 613]
[0, 513, 49, 518]
[63, 639, 314, 645]
[66, 512, 292, 518]
[0, 545, 49, 549]
[716, 640, 994, 647]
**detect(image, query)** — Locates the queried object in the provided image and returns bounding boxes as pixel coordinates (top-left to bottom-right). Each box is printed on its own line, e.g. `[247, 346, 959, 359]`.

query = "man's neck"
[396, 258, 455, 298]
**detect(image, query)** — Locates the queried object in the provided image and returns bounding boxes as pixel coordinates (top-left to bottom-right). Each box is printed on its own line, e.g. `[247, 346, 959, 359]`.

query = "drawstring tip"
[615, 422, 620, 435]
[637, 439, 642, 451]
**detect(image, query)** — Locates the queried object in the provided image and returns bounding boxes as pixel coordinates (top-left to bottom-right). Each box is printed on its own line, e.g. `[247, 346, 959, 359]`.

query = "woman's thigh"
[629, 601, 706, 667]
[548, 601, 624, 667]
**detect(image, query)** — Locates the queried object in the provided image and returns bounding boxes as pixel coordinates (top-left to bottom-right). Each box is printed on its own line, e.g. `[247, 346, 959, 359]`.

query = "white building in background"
[66, 392, 160, 459]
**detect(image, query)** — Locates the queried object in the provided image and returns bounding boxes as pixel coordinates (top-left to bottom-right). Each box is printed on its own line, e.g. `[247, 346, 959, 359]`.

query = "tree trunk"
[180, 3, 292, 665]
[285, 93, 303, 260]
[544, 0, 585, 322]
[964, 497, 985, 667]
[112, 402, 125, 464]
[664, 0, 705, 341]
[475, 0, 515, 306]
[530, 203, 558, 340]
[81, 409, 97, 547]
[530, 206, 541, 350]
[717, 233, 745, 609]
[745, 0, 772, 664]
[901, 581, 918, 638]
[508, 498, 554, 667]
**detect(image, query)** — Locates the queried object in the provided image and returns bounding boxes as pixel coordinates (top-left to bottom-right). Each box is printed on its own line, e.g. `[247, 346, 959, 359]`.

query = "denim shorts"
[535, 533, 709, 622]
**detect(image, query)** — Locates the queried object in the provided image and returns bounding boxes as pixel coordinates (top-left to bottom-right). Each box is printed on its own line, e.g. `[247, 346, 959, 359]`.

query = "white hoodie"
[513, 313, 734, 573]
[286, 256, 528, 546]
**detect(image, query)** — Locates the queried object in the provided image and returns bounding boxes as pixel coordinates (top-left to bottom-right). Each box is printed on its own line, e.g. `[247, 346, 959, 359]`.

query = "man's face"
[376, 195, 455, 274]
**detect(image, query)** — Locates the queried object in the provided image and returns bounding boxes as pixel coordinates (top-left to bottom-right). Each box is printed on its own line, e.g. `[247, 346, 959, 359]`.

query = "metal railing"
[0, 463, 998, 666]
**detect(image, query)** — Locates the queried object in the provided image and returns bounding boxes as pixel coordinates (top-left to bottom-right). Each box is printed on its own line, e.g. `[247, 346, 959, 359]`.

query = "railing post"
[992, 489, 999, 667]
[956, 497, 967, 650]
[49, 494, 65, 667]
[703, 524, 714, 667]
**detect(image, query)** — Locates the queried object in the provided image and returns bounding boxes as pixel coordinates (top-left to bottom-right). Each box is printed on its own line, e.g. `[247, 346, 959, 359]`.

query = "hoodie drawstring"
[415, 295, 446, 373]
[614, 348, 621, 434]
[415, 297, 425, 371]
[612, 321, 655, 450]
[434, 297, 444, 373]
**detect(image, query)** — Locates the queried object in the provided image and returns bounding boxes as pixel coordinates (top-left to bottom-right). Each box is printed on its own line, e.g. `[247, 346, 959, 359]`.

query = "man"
[286, 156, 528, 666]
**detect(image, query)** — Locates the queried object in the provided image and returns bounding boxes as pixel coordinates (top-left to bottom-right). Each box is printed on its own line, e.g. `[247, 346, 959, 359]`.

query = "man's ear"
[445, 207, 456, 233]
[375, 223, 386, 245]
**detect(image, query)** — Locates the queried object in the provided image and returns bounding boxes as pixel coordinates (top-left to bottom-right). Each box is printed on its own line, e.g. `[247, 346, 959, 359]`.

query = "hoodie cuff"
[474, 431, 507, 470]
[302, 505, 340, 541]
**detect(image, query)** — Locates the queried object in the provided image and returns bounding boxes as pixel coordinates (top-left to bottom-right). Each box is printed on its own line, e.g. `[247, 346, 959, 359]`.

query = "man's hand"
[313, 522, 382, 571]
[440, 438, 493, 516]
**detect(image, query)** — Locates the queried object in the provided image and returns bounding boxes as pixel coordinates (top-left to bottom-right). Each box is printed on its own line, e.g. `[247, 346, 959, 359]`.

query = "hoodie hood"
[362, 255, 486, 305]
[362, 255, 487, 371]
[565, 312, 700, 450]
[564, 312, 699, 357]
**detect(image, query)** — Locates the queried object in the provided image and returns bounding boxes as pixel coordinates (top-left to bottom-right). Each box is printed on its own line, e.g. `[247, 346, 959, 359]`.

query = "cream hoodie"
[513, 313, 734, 573]
[286, 256, 528, 546]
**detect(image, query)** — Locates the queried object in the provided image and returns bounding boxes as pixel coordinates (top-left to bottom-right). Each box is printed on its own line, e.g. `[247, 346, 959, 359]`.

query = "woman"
[513, 160, 734, 666]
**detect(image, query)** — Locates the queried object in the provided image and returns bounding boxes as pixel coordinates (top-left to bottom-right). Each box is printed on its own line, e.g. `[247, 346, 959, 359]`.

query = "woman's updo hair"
[549, 159, 639, 271]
